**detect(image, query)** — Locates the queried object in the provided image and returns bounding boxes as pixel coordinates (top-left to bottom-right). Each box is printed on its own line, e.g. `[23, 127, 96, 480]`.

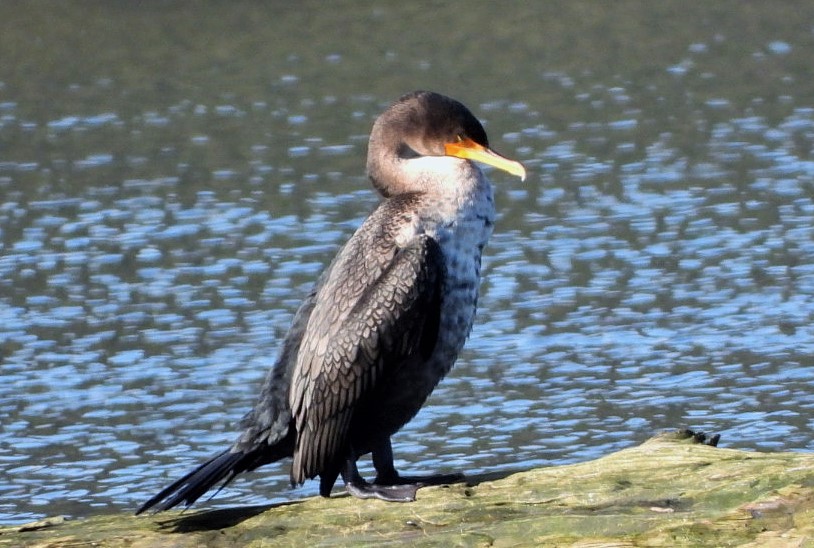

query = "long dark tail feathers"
[136, 449, 245, 515]
[137, 431, 295, 515]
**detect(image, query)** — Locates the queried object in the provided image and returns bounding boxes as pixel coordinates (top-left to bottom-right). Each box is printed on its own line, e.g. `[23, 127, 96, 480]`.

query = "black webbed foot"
[345, 472, 463, 502]
[370, 438, 464, 489]
[345, 479, 420, 502]
[341, 443, 464, 502]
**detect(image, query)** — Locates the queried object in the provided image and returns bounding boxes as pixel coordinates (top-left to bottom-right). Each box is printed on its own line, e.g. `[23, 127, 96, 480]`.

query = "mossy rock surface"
[3, 431, 814, 547]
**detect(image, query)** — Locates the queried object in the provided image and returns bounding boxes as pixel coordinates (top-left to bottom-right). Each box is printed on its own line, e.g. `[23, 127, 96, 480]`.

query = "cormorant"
[137, 90, 526, 513]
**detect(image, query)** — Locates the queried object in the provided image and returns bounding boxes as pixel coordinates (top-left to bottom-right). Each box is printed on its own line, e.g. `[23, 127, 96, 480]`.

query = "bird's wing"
[232, 283, 319, 453]
[289, 233, 444, 485]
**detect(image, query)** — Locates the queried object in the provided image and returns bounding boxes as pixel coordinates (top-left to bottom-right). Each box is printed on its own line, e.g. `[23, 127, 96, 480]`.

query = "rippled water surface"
[2, 3, 814, 524]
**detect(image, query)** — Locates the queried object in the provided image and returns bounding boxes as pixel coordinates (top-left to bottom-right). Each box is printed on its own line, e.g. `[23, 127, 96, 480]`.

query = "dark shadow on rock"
[462, 469, 527, 488]
[151, 469, 534, 533]
[155, 500, 304, 533]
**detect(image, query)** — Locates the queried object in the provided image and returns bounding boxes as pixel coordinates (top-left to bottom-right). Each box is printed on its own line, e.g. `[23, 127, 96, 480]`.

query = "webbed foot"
[345, 480, 419, 502]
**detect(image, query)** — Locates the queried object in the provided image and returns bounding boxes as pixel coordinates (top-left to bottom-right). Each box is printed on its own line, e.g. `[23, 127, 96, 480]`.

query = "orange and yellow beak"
[445, 137, 526, 181]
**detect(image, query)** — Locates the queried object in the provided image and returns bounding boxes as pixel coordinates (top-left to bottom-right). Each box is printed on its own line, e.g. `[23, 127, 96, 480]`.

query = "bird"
[136, 90, 526, 514]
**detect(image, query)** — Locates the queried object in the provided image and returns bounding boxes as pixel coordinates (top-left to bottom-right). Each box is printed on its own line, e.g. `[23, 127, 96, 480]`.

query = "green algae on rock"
[3, 431, 814, 547]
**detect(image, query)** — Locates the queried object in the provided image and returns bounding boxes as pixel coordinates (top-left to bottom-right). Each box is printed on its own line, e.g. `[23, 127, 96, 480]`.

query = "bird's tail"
[136, 430, 295, 514]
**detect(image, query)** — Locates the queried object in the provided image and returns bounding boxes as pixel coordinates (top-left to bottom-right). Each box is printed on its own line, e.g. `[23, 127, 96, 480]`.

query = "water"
[1, 3, 814, 525]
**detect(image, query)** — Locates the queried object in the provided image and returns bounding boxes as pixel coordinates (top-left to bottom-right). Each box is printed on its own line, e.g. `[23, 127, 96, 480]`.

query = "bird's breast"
[353, 178, 495, 436]
[423, 187, 495, 376]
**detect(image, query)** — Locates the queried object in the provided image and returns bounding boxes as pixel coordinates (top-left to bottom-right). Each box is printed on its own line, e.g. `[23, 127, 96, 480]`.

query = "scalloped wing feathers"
[289, 231, 444, 486]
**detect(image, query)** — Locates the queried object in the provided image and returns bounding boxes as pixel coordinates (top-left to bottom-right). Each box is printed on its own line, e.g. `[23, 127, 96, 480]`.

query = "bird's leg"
[341, 439, 464, 502]
[372, 438, 464, 489]
[341, 455, 416, 502]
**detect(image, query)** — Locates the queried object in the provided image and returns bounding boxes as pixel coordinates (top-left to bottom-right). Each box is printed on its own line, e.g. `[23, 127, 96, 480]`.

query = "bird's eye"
[397, 142, 421, 159]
